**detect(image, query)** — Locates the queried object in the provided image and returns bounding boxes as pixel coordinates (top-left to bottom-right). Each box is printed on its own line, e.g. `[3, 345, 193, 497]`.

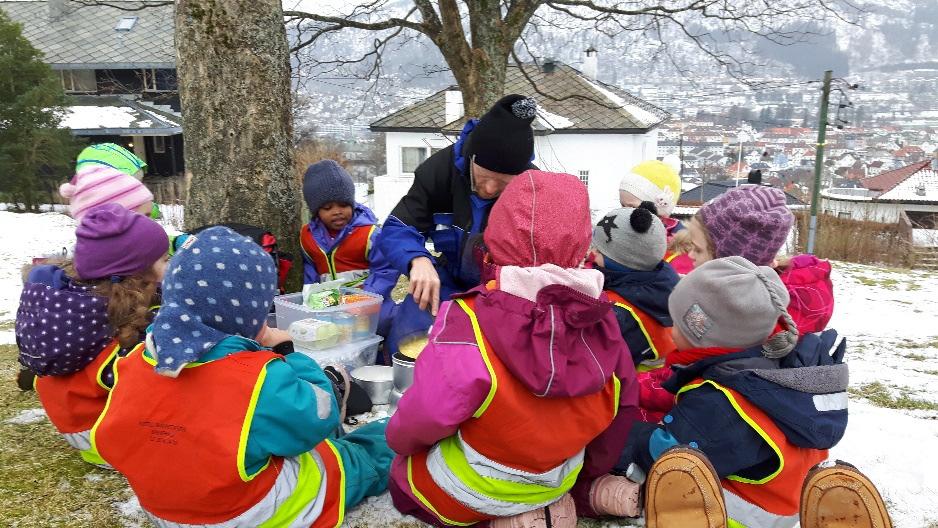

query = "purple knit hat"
[74, 203, 169, 281]
[698, 185, 794, 266]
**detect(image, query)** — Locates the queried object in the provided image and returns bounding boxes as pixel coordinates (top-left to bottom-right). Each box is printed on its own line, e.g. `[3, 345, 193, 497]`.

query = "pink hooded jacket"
[386, 171, 641, 520]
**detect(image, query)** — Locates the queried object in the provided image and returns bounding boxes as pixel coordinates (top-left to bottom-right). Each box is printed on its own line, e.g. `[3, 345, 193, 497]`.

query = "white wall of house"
[383, 131, 452, 178]
[376, 129, 659, 222]
[821, 193, 938, 223]
[533, 131, 658, 218]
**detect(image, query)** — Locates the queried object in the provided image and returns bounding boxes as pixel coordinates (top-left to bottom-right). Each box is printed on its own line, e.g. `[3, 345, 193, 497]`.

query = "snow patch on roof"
[535, 108, 574, 129]
[581, 78, 662, 127]
[61, 106, 138, 130]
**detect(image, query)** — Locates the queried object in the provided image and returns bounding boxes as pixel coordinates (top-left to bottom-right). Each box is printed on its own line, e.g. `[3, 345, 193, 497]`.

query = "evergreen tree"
[0, 11, 82, 211]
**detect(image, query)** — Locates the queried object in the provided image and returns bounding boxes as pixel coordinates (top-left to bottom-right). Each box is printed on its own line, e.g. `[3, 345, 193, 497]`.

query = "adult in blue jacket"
[374, 94, 538, 352]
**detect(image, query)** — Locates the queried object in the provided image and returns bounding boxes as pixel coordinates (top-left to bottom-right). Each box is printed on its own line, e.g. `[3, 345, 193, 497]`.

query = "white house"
[822, 159, 938, 227]
[370, 59, 669, 220]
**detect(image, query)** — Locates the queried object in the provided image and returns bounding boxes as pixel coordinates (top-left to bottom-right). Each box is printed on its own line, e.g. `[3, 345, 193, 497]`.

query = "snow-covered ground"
[1, 210, 936, 527]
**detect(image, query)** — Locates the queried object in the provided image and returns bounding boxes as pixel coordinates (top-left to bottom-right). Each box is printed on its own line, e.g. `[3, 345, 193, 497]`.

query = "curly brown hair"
[25, 258, 160, 349]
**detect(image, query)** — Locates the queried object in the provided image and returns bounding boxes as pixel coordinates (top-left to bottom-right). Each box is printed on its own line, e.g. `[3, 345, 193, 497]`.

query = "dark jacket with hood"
[600, 262, 680, 366]
[616, 329, 849, 480]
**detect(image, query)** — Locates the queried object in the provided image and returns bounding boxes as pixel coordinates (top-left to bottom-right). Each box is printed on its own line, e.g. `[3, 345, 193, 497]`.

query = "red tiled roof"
[861, 160, 931, 193]
[894, 146, 925, 157]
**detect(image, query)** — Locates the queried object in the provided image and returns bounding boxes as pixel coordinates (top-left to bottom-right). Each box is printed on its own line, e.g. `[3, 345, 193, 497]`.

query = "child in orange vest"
[591, 202, 680, 372]
[15, 204, 168, 465]
[386, 170, 642, 527]
[301, 160, 393, 286]
[92, 226, 394, 526]
[605, 257, 890, 528]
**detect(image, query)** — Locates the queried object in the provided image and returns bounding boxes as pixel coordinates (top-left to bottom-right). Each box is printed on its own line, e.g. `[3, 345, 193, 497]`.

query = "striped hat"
[75, 143, 147, 179]
[60, 166, 154, 221]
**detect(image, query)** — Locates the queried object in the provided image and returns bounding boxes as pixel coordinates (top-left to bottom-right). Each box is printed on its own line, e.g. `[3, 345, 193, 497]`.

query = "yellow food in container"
[398, 336, 428, 360]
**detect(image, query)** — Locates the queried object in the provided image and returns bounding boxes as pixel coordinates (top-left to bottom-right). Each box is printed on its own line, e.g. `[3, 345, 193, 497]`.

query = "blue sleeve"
[243, 354, 339, 474]
[618, 385, 775, 479]
[363, 227, 401, 302]
[302, 250, 320, 285]
[374, 215, 433, 277]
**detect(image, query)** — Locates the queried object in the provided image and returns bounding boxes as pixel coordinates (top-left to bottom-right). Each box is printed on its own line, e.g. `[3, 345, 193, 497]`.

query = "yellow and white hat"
[618, 160, 681, 217]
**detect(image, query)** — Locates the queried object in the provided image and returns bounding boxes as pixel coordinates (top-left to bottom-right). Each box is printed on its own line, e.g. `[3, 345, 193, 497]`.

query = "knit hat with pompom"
[592, 201, 668, 271]
[465, 94, 537, 175]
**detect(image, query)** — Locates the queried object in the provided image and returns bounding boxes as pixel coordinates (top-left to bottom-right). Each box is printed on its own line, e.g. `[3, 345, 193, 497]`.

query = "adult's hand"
[409, 256, 441, 316]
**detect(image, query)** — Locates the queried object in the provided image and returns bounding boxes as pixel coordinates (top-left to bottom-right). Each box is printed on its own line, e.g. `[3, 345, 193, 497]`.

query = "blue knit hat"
[151, 226, 278, 377]
[302, 160, 355, 213]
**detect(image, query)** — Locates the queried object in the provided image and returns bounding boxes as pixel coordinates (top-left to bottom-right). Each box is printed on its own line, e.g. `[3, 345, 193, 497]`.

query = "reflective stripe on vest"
[61, 429, 110, 466]
[300, 224, 375, 281]
[605, 291, 676, 370]
[92, 348, 345, 526]
[678, 379, 827, 526]
[724, 489, 799, 528]
[35, 339, 125, 434]
[407, 296, 620, 524]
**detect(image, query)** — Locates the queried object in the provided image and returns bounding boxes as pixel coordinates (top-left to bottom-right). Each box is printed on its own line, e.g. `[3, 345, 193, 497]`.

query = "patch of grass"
[0, 345, 149, 527]
[914, 369, 938, 376]
[897, 337, 938, 349]
[849, 381, 938, 412]
[903, 353, 928, 362]
[0, 320, 14, 332]
[907, 282, 923, 291]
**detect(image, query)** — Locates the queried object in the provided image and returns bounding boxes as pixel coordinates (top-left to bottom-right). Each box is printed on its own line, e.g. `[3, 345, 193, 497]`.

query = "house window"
[153, 136, 166, 154]
[59, 70, 96, 93]
[837, 211, 852, 220]
[401, 147, 428, 173]
[578, 170, 590, 186]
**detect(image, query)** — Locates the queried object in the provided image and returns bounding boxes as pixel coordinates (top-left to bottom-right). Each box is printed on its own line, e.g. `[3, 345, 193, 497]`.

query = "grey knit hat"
[668, 256, 798, 357]
[302, 160, 355, 213]
[592, 202, 667, 271]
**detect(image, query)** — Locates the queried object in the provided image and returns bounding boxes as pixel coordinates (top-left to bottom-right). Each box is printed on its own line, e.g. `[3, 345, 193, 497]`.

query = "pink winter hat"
[60, 166, 153, 221]
[484, 170, 592, 268]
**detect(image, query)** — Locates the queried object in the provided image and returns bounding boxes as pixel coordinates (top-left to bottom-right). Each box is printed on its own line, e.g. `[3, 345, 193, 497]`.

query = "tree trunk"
[175, 0, 300, 288]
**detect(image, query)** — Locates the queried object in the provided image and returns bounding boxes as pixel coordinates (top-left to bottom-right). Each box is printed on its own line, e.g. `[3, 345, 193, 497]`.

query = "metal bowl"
[392, 352, 415, 391]
[350, 365, 394, 405]
[388, 388, 404, 414]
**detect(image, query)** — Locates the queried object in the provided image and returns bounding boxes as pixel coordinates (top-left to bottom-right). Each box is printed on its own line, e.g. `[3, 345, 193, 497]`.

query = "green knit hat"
[75, 143, 147, 178]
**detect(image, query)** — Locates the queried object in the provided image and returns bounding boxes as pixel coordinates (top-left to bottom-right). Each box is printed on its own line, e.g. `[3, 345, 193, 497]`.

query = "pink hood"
[778, 254, 834, 335]
[466, 265, 628, 398]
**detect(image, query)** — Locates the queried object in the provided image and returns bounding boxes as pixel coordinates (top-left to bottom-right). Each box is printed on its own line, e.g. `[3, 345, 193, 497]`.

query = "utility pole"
[807, 70, 833, 255]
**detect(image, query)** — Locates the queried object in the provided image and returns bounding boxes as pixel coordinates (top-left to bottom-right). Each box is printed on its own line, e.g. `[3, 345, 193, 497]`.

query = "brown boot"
[644, 447, 726, 528]
[800, 461, 893, 528]
[489, 493, 577, 528]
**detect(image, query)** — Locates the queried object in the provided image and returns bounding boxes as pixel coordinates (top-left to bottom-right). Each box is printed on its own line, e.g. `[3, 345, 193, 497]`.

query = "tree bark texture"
[176, 0, 300, 287]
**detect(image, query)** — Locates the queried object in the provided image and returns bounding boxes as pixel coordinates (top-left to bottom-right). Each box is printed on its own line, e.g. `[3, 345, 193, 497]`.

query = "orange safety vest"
[300, 224, 375, 281]
[35, 339, 124, 434]
[92, 347, 345, 527]
[679, 379, 828, 528]
[606, 291, 676, 370]
[407, 296, 621, 525]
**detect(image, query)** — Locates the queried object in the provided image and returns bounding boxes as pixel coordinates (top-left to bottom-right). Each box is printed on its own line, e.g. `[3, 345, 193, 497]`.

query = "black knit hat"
[466, 94, 537, 175]
[303, 160, 355, 212]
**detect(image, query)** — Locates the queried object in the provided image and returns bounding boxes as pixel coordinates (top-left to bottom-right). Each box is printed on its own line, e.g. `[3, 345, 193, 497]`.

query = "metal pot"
[350, 365, 394, 405]
[388, 388, 404, 414]
[392, 352, 415, 392]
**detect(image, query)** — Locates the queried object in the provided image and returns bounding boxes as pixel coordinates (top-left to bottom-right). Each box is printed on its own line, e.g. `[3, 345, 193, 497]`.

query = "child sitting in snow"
[591, 201, 680, 371]
[91, 227, 393, 526]
[618, 160, 694, 275]
[386, 170, 641, 528]
[685, 184, 835, 335]
[16, 204, 168, 465]
[638, 184, 837, 422]
[608, 256, 891, 528]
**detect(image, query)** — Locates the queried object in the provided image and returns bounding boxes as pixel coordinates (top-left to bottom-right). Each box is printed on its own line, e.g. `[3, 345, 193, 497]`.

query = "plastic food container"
[274, 288, 383, 345]
[294, 335, 383, 372]
[288, 318, 340, 350]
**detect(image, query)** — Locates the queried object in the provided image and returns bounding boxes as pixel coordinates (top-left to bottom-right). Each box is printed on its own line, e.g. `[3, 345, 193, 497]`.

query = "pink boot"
[489, 494, 577, 528]
[589, 474, 642, 517]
